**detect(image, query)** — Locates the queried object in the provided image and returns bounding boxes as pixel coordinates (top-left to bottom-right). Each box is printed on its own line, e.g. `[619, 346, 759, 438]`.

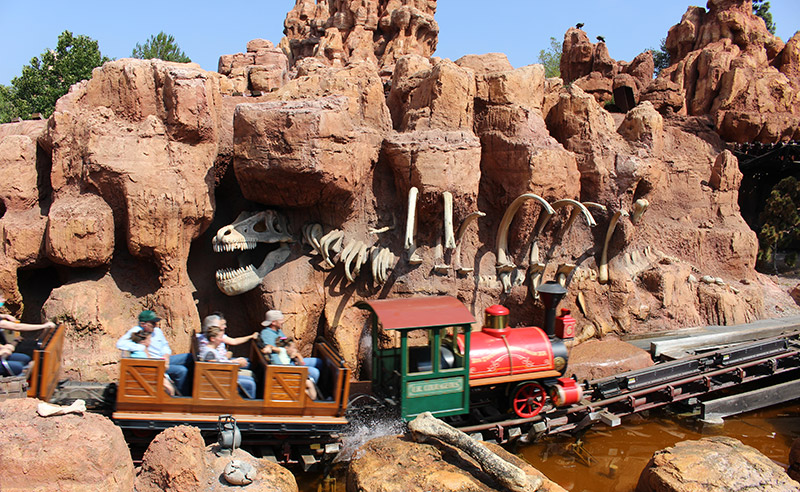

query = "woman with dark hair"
[0, 293, 56, 376]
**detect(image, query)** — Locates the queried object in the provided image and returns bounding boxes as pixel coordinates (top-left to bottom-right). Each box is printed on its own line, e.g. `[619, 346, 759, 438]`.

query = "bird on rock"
[576, 22, 584, 29]
[596, 35, 606, 42]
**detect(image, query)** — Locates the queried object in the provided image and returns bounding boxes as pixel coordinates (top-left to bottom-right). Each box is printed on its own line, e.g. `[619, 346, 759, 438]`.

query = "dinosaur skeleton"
[495, 194, 555, 293]
[303, 223, 395, 285]
[213, 210, 293, 296]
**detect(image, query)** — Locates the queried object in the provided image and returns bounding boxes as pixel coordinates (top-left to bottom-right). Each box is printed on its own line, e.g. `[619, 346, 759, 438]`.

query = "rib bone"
[319, 229, 345, 268]
[496, 194, 555, 270]
[405, 187, 419, 252]
[455, 211, 485, 274]
[443, 191, 456, 250]
[599, 209, 629, 284]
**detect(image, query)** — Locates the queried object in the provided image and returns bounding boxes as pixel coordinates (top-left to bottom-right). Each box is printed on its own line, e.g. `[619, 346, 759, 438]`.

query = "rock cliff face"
[0, 0, 797, 380]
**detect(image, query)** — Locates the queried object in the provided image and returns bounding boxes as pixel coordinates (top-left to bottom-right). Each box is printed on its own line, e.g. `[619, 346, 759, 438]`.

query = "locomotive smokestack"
[537, 281, 567, 338]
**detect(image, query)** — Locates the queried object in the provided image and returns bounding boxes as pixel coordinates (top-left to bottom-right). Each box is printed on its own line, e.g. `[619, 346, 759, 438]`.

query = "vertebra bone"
[631, 198, 649, 225]
[556, 263, 576, 287]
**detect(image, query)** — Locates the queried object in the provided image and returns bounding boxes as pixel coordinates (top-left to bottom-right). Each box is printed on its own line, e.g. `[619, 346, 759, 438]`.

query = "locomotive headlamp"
[484, 305, 510, 330]
[553, 356, 567, 372]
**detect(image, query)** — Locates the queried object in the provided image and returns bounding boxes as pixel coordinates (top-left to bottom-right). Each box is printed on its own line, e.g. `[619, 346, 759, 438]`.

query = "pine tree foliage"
[758, 177, 800, 270]
[132, 32, 191, 63]
[538, 37, 562, 79]
[753, 0, 776, 34]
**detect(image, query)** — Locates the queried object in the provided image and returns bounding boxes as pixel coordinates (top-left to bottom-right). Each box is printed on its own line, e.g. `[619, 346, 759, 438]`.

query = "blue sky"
[1, 1, 799, 86]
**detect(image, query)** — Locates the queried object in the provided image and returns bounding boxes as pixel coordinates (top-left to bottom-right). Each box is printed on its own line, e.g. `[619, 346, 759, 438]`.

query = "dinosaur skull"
[213, 210, 294, 295]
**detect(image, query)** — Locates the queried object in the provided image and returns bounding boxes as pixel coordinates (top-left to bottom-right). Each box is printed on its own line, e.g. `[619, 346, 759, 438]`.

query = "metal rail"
[459, 330, 800, 442]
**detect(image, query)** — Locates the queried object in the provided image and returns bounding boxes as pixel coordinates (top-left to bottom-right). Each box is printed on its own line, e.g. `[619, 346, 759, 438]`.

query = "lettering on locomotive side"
[406, 377, 464, 398]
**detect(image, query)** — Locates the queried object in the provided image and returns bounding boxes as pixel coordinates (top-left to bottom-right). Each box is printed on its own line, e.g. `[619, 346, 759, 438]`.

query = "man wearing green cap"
[117, 310, 192, 394]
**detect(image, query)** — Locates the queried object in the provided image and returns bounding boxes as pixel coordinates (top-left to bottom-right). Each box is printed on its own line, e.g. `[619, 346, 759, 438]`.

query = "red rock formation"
[136, 425, 297, 492]
[636, 436, 800, 492]
[661, 0, 800, 142]
[348, 435, 566, 492]
[0, 398, 135, 491]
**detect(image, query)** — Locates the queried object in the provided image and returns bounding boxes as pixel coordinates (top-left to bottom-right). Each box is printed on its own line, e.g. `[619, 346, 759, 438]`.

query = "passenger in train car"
[259, 310, 324, 384]
[128, 330, 176, 396]
[199, 326, 257, 399]
[116, 310, 193, 395]
[197, 313, 257, 367]
[0, 292, 56, 376]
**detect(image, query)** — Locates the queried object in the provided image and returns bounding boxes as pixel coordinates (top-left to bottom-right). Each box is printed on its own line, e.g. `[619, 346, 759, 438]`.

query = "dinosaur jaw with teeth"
[212, 210, 293, 296]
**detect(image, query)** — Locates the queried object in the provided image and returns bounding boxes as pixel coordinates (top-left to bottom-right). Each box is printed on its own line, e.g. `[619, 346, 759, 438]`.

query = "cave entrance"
[17, 265, 61, 323]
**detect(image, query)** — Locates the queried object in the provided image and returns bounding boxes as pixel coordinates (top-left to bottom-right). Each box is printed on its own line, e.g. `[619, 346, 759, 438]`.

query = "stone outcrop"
[636, 436, 800, 492]
[280, 0, 438, 74]
[136, 425, 297, 492]
[0, 398, 134, 492]
[348, 435, 566, 492]
[566, 338, 653, 381]
[660, 0, 800, 142]
[218, 39, 290, 95]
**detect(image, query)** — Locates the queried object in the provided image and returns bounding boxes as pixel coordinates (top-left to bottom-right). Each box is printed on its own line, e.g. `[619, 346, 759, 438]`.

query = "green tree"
[753, 0, 776, 34]
[538, 36, 562, 78]
[758, 176, 800, 271]
[1, 30, 108, 122]
[651, 38, 670, 77]
[132, 32, 191, 63]
[0, 85, 16, 123]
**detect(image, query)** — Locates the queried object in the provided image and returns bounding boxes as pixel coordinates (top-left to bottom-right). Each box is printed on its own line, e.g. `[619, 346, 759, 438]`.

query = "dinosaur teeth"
[212, 240, 257, 253]
[214, 264, 256, 281]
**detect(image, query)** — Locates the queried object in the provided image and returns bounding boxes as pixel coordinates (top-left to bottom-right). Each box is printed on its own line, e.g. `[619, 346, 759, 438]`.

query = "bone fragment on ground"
[38, 399, 86, 417]
[409, 412, 544, 492]
[443, 191, 456, 250]
[599, 209, 628, 285]
[631, 198, 650, 224]
[454, 211, 485, 274]
[496, 193, 555, 271]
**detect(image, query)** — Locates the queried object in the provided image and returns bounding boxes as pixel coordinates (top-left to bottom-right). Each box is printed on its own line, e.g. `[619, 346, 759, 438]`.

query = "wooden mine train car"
[113, 333, 352, 459]
[0, 323, 65, 402]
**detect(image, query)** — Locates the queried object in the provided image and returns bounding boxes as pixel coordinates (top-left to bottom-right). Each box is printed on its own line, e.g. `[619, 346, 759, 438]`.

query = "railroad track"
[457, 328, 800, 444]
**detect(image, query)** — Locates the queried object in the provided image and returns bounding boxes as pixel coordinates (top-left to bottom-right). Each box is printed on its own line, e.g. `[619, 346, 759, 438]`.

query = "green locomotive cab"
[357, 296, 476, 420]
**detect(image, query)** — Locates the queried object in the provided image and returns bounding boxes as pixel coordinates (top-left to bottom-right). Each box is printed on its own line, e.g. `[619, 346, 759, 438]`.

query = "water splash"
[334, 395, 406, 463]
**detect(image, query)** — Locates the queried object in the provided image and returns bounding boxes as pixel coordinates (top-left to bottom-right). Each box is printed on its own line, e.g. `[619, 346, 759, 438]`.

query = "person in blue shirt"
[117, 310, 192, 395]
[259, 310, 324, 384]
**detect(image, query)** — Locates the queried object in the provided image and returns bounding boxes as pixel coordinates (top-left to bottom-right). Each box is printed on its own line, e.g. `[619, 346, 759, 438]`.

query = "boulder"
[641, 78, 685, 114]
[636, 436, 800, 492]
[618, 102, 664, 153]
[567, 338, 653, 381]
[0, 398, 134, 492]
[0, 134, 39, 211]
[136, 425, 297, 492]
[348, 435, 567, 492]
[46, 193, 114, 267]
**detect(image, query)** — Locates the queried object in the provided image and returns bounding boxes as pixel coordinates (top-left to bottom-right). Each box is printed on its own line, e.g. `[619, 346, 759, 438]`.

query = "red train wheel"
[511, 382, 546, 418]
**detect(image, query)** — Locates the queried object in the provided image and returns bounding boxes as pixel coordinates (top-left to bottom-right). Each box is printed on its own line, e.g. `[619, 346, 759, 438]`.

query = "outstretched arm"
[223, 332, 259, 346]
[0, 320, 55, 332]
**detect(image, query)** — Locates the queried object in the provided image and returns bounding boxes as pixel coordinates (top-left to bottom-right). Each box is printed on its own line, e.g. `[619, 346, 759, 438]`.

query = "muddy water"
[300, 401, 800, 492]
[519, 401, 800, 492]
